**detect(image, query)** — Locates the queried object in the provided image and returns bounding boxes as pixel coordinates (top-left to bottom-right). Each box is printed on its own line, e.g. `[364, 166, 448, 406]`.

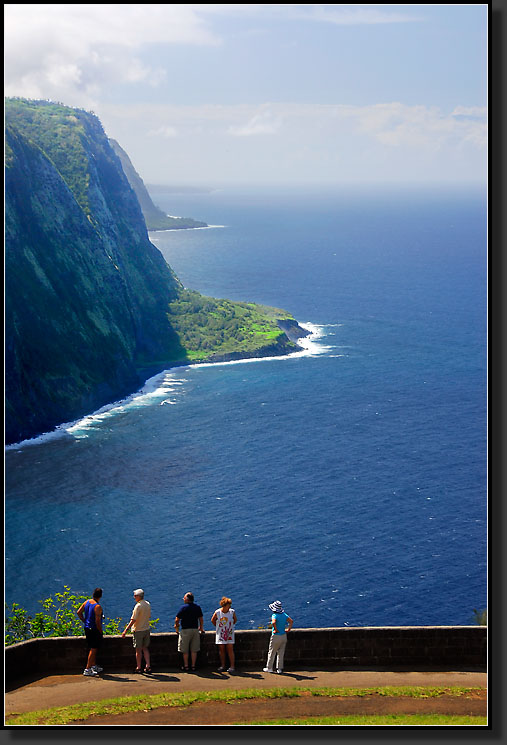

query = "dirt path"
[71, 690, 488, 726]
[5, 668, 487, 726]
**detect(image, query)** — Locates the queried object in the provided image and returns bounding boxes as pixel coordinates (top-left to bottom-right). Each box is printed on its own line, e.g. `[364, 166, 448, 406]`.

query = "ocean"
[5, 183, 487, 632]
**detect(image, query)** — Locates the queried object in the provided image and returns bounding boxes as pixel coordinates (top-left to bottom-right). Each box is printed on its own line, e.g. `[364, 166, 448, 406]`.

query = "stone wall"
[5, 626, 486, 689]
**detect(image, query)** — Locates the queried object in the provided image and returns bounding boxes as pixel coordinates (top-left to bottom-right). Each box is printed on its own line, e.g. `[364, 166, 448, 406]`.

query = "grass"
[167, 289, 297, 361]
[241, 714, 488, 726]
[6, 686, 484, 726]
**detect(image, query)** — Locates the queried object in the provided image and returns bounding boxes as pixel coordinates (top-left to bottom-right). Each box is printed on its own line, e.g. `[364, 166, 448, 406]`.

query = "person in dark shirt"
[76, 587, 104, 676]
[174, 592, 204, 671]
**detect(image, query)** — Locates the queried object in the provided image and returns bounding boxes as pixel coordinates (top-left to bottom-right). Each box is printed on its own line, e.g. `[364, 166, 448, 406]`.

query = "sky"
[4, 4, 488, 186]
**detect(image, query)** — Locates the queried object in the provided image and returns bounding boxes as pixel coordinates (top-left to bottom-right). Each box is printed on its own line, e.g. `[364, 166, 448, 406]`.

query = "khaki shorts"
[178, 628, 200, 653]
[132, 629, 150, 649]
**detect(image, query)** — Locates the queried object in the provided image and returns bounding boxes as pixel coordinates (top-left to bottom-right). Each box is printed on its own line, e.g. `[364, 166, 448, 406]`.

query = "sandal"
[191, 666, 196, 672]
[144, 667, 152, 674]
[133, 668, 142, 673]
[181, 666, 189, 671]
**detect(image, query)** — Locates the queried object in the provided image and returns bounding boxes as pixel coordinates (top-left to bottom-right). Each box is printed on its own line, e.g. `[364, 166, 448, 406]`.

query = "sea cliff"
[108, 138, 208, 231]
[5, 98, 307, 445]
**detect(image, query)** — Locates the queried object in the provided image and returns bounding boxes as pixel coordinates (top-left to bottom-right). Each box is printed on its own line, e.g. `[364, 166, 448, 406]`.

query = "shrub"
[5, 586, 158, 645]
[471, 608, 487, 626]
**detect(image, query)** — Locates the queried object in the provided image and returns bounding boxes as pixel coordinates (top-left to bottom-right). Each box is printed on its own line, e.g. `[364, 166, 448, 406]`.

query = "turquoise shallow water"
[5, 184, 487, 631]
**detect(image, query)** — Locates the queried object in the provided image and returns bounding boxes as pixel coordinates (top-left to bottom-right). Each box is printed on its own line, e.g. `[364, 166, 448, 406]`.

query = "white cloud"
[101, 101, 487, 152]
[96, 100, 486, 186]
[197, 4, 423, 25]
[4, 4, 219, 106]
[228, 109, 283, 136]
[301, 6, 424, 25]
[148, 125, 179, 138]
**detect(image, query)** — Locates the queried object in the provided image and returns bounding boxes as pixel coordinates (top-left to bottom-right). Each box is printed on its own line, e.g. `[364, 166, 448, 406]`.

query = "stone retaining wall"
[5, 626, 486, 688]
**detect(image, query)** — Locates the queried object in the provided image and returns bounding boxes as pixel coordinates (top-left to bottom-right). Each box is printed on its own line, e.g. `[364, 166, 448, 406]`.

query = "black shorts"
[85, 628, 103, 650]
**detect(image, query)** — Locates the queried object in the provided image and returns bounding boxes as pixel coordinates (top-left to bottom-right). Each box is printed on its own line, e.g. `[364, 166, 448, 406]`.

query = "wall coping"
[6, 625, 485, 646]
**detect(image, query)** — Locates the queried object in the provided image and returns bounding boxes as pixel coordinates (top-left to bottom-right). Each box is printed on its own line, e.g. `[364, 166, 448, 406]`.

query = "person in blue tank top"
[77, 587, 104, 676]
[263, 600, 293, 675]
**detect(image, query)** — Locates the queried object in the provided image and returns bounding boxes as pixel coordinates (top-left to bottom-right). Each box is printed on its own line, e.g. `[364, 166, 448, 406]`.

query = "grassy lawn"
[242, 714, 487, 726]
[6, 686, 485, 726]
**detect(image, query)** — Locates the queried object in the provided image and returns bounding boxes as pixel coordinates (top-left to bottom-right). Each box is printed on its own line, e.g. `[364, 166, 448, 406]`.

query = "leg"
[276, 635, 287, 671]
[218, 645, 227, 667]
[190, 629, 200, 669]
[135, 648, 142, 670]
[266, 635, 278, 670]
[178, 629, 189, 669]
[86, 648, 97, 669]
[143, 646, 151, 668]
[227, 644, 235, 668]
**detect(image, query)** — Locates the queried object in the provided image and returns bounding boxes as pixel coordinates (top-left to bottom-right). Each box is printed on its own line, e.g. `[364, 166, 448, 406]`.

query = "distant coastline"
[149, 223, 226, 233]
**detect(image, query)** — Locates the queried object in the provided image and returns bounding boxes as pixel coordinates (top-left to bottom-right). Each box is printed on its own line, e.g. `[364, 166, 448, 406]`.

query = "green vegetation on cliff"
[168, 291, 296, 361]
[5, 98, 302, 444]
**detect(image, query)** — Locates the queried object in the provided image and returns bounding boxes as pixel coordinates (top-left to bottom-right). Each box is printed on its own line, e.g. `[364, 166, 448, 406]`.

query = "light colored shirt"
[131, 599, 151, 632]
[214, 608, 235, 644]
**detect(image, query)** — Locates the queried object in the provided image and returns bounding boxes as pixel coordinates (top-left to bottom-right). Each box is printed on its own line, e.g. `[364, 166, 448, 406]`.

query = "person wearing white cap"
[263, 600, 293, 674]
[122, 589, 152, 673]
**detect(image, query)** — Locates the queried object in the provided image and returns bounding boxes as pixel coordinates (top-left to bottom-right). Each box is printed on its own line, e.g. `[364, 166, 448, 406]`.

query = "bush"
[5, 586, 159, 645]
[471, 608, 487, 626]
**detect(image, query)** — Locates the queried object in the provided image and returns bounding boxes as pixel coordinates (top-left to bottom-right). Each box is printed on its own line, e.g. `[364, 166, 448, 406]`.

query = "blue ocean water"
[5, 184, 487, 632]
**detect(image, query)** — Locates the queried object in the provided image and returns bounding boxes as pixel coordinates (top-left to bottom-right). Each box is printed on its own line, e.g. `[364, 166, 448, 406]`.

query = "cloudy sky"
[5, 4, 488, 186]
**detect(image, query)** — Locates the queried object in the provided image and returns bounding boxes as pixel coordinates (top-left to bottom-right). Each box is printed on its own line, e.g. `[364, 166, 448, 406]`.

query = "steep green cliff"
[5, 99, 302, 445]
[109, 138, 207, 231]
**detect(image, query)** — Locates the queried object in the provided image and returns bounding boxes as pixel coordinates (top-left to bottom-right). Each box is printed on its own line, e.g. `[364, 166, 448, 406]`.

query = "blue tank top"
[83, 600, 99, 630]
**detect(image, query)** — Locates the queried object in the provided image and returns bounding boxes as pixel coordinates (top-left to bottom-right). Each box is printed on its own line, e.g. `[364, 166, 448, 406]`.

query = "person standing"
[211, 596, 237, 673]
[122, 589, 152, 673]
[263, 600, 293, 674]
[174, 592, 204, 671]
[76, 588, 104, 677]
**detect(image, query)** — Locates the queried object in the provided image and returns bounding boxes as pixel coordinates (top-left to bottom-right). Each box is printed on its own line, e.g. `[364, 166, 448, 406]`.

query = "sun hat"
[269, 601, 284, 613]
[133, 588, 144, 597]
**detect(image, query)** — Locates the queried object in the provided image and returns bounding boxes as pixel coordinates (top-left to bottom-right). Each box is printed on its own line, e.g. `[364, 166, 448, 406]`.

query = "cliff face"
[109, 138, 207, 231]
[5, 100, 185, 443]
[5, 98, 302, 445]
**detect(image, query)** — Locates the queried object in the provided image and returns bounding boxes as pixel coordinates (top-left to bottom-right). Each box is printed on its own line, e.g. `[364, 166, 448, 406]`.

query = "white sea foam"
[149, 225, 226, 234]
[6, 322, 339, 449]
[6, 371, 190, 449]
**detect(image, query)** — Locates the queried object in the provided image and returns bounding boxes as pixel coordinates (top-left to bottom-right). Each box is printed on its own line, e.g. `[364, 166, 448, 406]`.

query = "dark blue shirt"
[176, 602, 203, 629]
[83, 600, 100, 630]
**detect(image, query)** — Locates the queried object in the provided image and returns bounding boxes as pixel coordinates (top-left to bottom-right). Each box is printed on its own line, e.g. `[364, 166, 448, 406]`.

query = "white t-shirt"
[131, 599, 151, 632]
[214, 608, 235, 644]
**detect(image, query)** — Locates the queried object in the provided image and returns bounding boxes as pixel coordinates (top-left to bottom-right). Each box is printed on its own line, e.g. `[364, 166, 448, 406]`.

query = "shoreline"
[5, 322, 323, 451]
[149, 225, 226, 233]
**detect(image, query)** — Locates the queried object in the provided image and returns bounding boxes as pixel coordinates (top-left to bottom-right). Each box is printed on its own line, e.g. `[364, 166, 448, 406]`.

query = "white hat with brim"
[269, 601, 284, 613]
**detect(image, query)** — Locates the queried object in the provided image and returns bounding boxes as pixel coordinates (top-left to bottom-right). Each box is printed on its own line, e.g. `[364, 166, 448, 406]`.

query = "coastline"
[149, 225, 226, 233]
[5, 322, 320, 450]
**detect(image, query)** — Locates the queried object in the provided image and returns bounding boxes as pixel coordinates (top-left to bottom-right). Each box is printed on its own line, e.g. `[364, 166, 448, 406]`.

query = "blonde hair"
[220, 596, 232, 607]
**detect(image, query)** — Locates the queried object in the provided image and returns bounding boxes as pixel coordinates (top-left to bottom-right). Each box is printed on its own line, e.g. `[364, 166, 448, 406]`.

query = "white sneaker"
[227, 667, 235, 673]
[92, 665, 103, 673]
[276, 669, 283, 674]
[263, 667, 273, 673]
[83, 668, 99, 676]
[218, 666, 225, 672]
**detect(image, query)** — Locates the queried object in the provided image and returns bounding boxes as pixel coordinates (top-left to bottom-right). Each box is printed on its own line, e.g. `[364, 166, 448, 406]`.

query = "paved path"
[5, 667, 487, 718]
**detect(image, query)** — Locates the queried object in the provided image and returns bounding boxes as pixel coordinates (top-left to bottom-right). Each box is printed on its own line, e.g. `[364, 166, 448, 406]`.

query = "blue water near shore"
[5, 184, 487, 631]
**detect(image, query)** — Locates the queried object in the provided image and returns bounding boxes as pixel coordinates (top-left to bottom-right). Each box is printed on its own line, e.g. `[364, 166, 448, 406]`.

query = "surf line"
[6, 322, 333, 449]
